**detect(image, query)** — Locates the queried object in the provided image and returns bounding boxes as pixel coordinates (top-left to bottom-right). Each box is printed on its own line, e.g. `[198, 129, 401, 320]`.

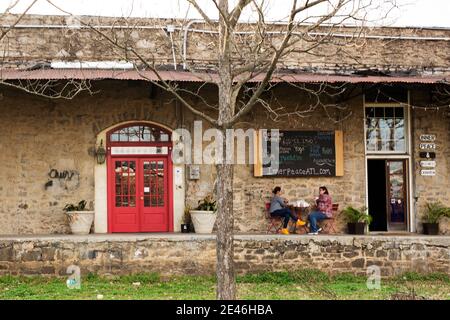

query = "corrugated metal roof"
[258, 73, 448, 84]
[0, 69, 447, 84]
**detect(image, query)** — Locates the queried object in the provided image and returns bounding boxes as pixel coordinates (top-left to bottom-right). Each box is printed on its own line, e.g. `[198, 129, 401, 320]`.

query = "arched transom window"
[109, 124, 171, 143]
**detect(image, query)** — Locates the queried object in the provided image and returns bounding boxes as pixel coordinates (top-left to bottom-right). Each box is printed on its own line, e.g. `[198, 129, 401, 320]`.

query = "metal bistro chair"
[320, 204, 340, 234]
[265, 202, 283, 234]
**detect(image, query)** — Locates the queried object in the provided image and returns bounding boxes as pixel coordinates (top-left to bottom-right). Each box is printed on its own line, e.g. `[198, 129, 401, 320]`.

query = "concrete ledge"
[1, 233, 449, 242]
[0, 233, 449, 277]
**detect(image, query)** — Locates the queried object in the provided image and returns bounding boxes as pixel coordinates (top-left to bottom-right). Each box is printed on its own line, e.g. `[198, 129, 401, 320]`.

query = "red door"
[140, 158, 169, 232]
[109, 157, 170, 232]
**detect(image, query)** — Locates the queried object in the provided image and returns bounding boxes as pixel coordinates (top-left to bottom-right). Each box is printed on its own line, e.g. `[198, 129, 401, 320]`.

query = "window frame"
[107, 122, 172, 147]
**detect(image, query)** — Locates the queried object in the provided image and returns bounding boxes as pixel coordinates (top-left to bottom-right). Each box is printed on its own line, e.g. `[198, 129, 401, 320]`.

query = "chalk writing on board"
[262, 131, 336, 177]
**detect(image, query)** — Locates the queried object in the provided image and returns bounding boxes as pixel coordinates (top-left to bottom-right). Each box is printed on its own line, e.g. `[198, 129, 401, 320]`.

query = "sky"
[1, 0, 449, 28]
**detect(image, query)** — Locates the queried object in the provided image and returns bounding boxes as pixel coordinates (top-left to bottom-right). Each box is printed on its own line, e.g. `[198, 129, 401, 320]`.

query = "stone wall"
[230, 86, 366, 233]
[0, 235, 448, 277]
[1, 81, 363, 234]
[1, 14, 449, 74]
[411, 90, 450, 233]
[0, 14, 449, 235]
[0, 81, 180, 234]
[0, 81, 449, 234]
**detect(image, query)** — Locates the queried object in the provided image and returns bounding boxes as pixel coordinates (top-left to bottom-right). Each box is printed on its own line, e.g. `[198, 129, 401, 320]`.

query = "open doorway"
[367, 159, 408, 232]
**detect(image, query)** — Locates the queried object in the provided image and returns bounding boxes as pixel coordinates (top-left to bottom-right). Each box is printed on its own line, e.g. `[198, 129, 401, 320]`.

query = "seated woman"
[270, 186, 306, 235]
[308, 186, 332, 235]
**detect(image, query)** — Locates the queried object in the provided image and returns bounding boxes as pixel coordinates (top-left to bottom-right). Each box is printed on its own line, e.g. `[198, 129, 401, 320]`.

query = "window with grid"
[365, 106, 406, 153]
[110, 125, 170, 143]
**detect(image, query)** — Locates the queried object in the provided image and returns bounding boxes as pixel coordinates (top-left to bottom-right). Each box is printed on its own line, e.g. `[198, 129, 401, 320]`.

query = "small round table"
[287, 204, 310, 234]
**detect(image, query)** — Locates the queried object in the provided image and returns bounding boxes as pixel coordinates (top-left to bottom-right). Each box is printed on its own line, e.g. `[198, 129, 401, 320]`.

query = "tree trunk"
[215, 0, 236, 300]
[215, 161, 236, 300]
[215, 76, 236, 300]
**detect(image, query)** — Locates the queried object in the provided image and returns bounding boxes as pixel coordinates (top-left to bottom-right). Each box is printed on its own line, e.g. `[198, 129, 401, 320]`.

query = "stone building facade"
[0, 15, 449, 235]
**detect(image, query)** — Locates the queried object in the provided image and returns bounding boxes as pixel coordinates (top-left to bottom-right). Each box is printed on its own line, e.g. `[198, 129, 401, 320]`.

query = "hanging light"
[96, 139, 106, 164]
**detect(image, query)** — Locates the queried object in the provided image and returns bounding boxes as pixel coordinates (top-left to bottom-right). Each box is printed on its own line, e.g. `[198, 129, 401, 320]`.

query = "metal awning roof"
[0, 69, 447, 84]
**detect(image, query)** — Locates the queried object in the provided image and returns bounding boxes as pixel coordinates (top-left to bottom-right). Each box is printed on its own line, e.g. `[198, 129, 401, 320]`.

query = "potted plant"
[181, 205, 193, 233]
[422, 202, 450, 235]
[342, 206, 372, 235]
[189, 195, 217, 233]
[63, 200, 94, 235]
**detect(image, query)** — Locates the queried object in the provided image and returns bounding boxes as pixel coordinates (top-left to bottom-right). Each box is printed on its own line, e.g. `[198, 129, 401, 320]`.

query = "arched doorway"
[106, 122, 173, 232]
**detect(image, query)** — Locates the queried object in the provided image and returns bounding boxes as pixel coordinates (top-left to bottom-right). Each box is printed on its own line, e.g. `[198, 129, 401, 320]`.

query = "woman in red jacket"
[308, 186, 332, 235]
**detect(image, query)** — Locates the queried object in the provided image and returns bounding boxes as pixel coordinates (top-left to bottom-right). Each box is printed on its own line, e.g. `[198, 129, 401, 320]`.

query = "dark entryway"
[367, 159, 408, 232]
[368, 160, 388, 231]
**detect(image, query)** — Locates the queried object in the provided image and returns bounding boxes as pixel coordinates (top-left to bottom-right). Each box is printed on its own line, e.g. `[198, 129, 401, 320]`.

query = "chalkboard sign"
[254, 130, 344, 177]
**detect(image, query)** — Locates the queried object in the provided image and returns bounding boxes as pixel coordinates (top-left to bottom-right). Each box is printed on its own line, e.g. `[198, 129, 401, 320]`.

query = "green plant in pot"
[189, 195, 217, 233]
[63, 200, 95, 235]
[342, 206, 372, 235]
[422, 202, 450, 235]
[196, 195, 217, 211]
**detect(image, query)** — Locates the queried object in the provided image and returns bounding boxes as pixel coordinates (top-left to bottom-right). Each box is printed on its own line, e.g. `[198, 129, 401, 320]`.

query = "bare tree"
[3, 0, 400, 299]
[48, 0, 399, 300]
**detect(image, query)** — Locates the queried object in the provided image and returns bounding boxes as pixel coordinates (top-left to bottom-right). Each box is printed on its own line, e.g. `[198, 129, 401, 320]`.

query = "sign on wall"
[420, 169, 436, 176]
[419, 134, 436, 142]
[418, 133, 437, 177]
[419, 152, 436, 159]
[420, 160, 436, 168]
[254, 130, 344, 177]
[419, 143, 436, 150]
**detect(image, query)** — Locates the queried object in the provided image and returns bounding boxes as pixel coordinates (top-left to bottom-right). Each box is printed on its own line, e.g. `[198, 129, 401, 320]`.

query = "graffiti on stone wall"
[49, 169, 77, 181]
[45, 169, 80, 191]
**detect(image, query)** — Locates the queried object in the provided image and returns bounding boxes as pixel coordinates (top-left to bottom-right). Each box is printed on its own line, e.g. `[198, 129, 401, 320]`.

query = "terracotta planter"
[423, 223, 439, 235]
[66, 211, 94, 235]
[190, 210, 216, 233]
[347, 222, 366, 235]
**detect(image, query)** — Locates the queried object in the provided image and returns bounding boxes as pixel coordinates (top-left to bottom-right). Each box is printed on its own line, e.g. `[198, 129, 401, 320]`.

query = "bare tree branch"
[0, 78, 95, 99]
[186, 0, 215, 25]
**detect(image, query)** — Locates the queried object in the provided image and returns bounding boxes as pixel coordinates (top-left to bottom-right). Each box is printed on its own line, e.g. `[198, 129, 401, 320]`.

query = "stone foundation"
[0, 234, 448, 277]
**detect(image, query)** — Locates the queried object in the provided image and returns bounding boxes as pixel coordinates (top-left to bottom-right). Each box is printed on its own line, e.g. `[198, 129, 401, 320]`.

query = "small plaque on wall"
[420, 169, 436, 176]
[419, 152, 435, 159]
[419, 134, 436, 142]
[189, 165, 200, 180]
[419, 143, 436, 150]
[420, 161, 436, 168]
